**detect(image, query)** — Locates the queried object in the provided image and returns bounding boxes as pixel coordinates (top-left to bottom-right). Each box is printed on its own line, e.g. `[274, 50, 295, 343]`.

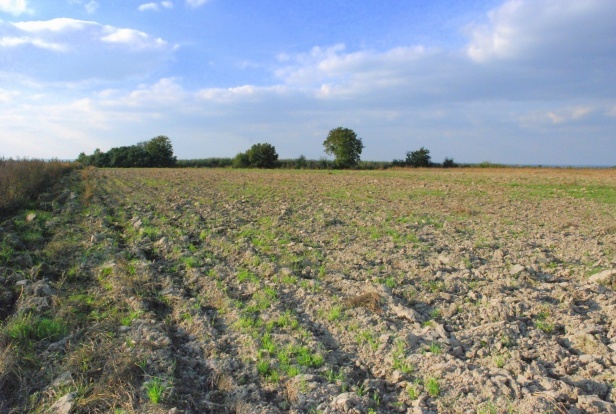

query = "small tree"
[406, 147, 432, 168]
[323, 127, 364, 169]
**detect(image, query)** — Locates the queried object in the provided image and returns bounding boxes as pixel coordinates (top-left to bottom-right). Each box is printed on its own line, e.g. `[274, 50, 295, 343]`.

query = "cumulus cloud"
[0, 0, 28, 15]
[272, 0, 616, 104]
[466, 0, 616, 64]
[0, 18, 175, 81]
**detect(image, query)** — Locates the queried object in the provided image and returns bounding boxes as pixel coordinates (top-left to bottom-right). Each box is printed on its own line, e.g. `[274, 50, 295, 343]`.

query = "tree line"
[76, 128, 459, 170]
[76, 136, 177, 168]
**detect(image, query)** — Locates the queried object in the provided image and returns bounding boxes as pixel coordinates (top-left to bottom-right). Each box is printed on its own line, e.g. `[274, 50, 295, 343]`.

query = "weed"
[327, 305, 344, 322]
[476, 401, 498, 414]
[257, 360, 270, 376]
[356, 382, 366, 397]
[425, 377, 440, 397]
[145, 377, 167, 404]
[534, 311, 554, 333]
[325, 368, 344, 383]
[407, 379, 421, 400]
[493, 354, 506, 369]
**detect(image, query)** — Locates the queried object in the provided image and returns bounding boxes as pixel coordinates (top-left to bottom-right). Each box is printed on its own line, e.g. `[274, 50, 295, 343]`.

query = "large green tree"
[247, 143, 279, 168]
[233, 142, 279, 168]
[323, 127, 364, 169]
[143, 135, 176, 167]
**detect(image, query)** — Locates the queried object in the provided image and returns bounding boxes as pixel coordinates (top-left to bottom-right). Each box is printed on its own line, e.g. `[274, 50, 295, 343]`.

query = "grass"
[425, 377, 440, 397]
[4, 313, 68, 345]
[145, 377, 167, 404]
[407, 381, 420, 400]
[534, 311, 555, 333]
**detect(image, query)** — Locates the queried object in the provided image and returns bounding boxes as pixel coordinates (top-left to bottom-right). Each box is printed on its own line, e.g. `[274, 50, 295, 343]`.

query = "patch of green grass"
[327, 305, 344, 322]
[237, 269, 259, 283]
[5, 313, 68, 345]
[325, 368, 345, 383]
[407, 381, 420, 400]
[476, 401, 498, 414]
[423, 280, 445, 293]
[425, 377, 440, 397]
[493, 354, 506, 369]
[295, 346, 324, 368]
[257, 359, 270, 376]
[145, 377, 167, 404]
[427, 342, 442, 355]
[534, 311, 554, 333]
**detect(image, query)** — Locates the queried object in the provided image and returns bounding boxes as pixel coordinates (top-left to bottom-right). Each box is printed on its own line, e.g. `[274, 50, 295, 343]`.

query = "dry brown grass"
[0, 158, 73, 215]
[343, 292, 382, 313]
[0, 345, 24, 411]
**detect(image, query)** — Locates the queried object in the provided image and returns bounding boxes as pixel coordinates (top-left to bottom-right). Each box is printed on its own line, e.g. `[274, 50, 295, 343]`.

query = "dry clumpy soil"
[1, 167, 615, 414]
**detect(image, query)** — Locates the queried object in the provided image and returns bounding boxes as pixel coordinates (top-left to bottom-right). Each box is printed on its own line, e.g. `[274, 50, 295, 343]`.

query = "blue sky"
[1, 0, 615, 165]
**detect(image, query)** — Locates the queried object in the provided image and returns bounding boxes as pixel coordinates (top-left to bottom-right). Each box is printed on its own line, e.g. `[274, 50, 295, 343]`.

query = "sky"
[1, 0, 615, 165]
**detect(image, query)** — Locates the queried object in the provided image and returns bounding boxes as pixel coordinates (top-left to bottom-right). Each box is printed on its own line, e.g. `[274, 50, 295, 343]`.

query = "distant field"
[1, 167, 615, 413]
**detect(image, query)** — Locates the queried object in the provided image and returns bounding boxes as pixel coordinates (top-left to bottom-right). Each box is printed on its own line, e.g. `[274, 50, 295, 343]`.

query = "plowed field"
[1, 167, 615, 413]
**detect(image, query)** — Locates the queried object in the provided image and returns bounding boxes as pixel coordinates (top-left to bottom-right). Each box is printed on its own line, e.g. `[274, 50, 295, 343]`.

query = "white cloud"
[101, 27, 167, 50]
[467, 0, 616, 63]
[138, 3, 158, 12]
[0, 35, 67, 51]
[139, 2, 173, 12]
[186, 0, 208, 8]
[12, 18, 92, 32]
[84, 1, 99, 14]
[0, 0, 28, 15]
[0, 18, 176, 82]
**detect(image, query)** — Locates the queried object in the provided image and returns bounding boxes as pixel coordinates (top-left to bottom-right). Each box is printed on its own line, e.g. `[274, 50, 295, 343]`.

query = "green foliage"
[323, 127, 364, 169]
[77, 136, 177, 168]
[406, 147, 432, 167]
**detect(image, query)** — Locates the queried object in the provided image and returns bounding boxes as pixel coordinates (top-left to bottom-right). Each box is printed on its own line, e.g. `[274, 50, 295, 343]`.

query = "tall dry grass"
[0, 158, 73, 215]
